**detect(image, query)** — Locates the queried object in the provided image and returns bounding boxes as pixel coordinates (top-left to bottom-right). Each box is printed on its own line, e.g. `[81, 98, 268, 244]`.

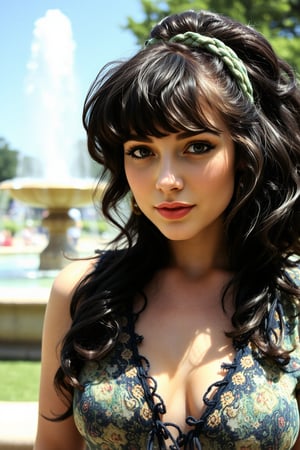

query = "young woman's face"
[124, 112, 235, 244]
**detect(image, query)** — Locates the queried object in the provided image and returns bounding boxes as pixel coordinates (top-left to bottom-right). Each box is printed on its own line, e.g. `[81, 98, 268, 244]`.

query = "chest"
[134, 298, 235, 426]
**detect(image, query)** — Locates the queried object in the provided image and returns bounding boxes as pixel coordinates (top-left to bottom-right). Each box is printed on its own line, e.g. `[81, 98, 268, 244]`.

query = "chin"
[158, 229, 198, 242]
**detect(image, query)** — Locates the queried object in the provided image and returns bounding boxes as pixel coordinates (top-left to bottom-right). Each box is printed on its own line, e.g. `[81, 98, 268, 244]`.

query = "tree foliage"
[124, 0, 300, 72]
[0, 138, 19, 182]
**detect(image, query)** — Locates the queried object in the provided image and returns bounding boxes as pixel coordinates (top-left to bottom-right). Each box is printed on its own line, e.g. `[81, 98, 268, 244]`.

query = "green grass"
[0, 361, 41, 401]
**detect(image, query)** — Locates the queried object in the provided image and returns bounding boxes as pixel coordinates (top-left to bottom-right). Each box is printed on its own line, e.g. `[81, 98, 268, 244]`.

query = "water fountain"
[0, 9, 102, 271]
[0, 10, 105, 361]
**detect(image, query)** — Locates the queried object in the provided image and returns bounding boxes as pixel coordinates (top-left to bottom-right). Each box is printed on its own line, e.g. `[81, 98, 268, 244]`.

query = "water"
[0, 253, 56, 288]
[20, 9, 84, 179]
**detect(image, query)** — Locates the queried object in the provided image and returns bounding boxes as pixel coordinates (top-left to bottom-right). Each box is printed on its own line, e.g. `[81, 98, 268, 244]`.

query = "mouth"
[154, 202, 195, 220]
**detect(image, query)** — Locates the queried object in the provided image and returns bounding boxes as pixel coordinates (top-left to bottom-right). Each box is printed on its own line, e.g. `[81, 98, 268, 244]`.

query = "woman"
[34, 9, 300, 450]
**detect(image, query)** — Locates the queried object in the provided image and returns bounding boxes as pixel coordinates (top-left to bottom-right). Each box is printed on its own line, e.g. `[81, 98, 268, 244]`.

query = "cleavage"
[133, 303, 235, 428]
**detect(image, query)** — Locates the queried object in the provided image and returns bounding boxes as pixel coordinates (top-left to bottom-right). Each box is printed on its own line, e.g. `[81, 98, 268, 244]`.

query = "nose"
[155, 159, 183, 192]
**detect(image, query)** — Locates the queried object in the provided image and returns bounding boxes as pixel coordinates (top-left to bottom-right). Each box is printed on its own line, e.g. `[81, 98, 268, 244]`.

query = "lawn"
[0, 360, 41, 401]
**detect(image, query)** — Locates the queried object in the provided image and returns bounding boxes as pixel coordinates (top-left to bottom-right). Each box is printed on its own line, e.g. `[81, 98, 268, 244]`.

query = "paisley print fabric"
[73, 267, 300, 449]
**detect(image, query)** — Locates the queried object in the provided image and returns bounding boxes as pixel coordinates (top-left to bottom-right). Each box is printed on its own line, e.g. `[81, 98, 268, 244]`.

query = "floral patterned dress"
[73, 268, 300, 449]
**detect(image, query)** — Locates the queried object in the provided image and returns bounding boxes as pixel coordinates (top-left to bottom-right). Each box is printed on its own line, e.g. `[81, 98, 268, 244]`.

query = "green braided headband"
[145, 31, 254, 103]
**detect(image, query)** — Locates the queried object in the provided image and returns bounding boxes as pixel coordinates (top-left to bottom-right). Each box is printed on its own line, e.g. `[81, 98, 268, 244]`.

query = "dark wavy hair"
[54, 9, 300, 418]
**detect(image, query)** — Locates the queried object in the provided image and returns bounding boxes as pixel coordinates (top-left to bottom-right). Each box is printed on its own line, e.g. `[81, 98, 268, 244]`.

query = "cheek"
[124, 163, 135, 189]
[203, 160, 235, 205]
[124, 165, 147, 194]
[218, 164, 235, 189]
[202, 156, 235, 187]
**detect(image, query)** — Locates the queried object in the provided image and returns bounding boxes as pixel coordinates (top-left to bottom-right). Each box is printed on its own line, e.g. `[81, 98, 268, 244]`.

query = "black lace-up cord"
[147, 420, 186, 449]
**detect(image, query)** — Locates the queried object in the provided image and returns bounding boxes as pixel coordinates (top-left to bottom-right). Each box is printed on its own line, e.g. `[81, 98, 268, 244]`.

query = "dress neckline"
[127, 305, 241, 449]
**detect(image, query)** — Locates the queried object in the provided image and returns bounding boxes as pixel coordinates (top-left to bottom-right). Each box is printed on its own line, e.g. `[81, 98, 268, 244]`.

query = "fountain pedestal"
[40, 208, 76, 270]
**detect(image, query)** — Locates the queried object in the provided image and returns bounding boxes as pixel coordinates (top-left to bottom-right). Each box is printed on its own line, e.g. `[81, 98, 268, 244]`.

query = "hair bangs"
[112, 48, 221, 141]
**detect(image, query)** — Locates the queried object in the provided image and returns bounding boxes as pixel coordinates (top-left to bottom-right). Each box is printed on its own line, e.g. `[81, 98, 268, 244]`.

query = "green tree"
[0, 138, 19, 182]
[125, 0, 300, 72]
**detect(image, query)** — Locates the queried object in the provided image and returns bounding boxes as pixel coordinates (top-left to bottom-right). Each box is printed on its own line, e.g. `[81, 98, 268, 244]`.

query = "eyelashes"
[125, 147, 153, 159]
[124, 141, 215, 159]
[185, 142, 214, 154]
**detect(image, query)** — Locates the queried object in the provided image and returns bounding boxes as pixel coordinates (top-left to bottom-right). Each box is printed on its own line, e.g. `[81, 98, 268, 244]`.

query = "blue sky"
[0, 1, 143, 161]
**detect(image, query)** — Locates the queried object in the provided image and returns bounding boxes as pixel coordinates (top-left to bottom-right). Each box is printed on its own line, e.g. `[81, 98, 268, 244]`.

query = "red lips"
[154, 202, 194, 220]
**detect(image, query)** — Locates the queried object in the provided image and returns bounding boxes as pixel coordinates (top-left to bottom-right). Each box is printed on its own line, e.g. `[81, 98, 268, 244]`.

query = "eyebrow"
[125, 129, 221, 143]
[176, 129, 221, 139]
[125, 135, 153, 143]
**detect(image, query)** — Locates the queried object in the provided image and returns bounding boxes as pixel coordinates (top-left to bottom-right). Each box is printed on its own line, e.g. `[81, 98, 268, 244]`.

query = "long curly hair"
[54, 10, 300, 418]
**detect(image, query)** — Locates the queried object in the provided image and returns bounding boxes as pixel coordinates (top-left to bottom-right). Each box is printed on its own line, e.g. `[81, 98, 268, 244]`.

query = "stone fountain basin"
[0, 177, 103, 270]
[0, 178, 97, 209]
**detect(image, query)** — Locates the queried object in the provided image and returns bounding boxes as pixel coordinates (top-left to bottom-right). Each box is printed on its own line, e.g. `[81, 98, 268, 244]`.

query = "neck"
[168, 228, 230, 279]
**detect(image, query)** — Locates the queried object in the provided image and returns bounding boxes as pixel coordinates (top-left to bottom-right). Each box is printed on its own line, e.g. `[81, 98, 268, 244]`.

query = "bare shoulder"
[43, 258, 97, 344]
[51, 258, 96, 298]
